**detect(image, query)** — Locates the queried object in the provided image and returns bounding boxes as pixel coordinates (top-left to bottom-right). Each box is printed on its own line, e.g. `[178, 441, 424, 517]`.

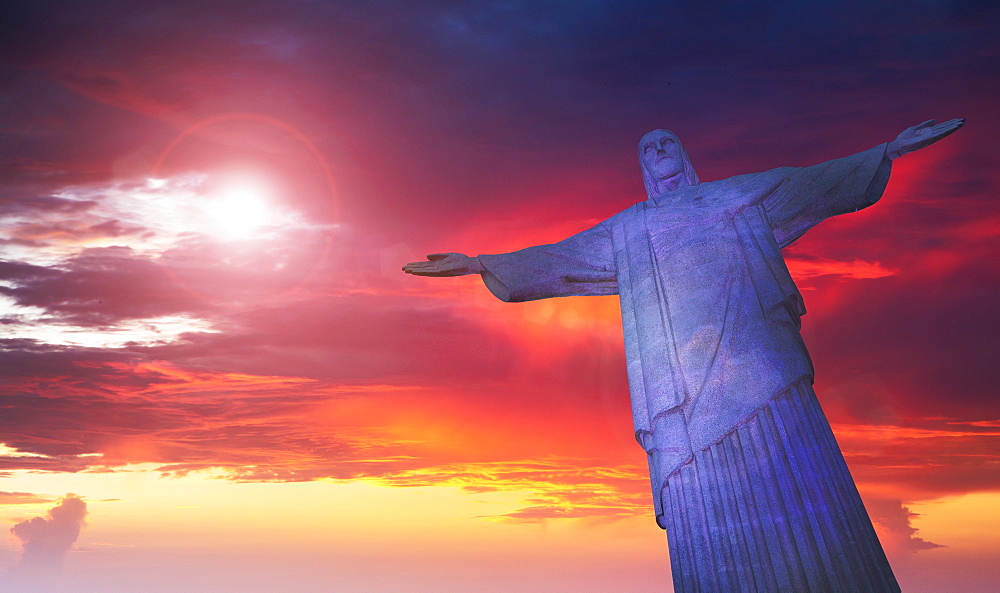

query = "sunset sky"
[1, 2, 998, 592]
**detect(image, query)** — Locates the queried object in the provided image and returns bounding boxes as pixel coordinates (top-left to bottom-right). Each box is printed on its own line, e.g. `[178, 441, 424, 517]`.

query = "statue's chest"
[642, 206, 755, 329]
[645, 206, 740, 275]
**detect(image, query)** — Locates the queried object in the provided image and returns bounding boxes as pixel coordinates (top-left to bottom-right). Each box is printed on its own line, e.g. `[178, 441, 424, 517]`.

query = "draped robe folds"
[478, 144, 893, 527]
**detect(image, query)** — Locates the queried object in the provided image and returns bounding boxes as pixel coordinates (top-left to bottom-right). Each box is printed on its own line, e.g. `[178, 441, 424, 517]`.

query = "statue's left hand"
[887, 118, 964, 160]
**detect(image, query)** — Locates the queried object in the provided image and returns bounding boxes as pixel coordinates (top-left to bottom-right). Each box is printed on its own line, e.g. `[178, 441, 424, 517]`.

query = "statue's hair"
[639, 129, 700, 197]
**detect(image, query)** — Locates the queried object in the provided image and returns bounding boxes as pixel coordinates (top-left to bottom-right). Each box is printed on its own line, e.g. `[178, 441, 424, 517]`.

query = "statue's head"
[639, 129, 699, 197]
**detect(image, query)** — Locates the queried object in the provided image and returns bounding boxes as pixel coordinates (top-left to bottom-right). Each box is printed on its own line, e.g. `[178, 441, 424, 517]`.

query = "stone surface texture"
[478, 137, 898, 592]
[403, 119, 963, 593]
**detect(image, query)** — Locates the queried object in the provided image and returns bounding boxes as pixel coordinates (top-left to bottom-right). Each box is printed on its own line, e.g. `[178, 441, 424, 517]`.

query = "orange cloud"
[786, 255, 897, 281]
[834, 420, 1000, 502]
[374, 459, 650, 523]
[0, 492, 55, 505]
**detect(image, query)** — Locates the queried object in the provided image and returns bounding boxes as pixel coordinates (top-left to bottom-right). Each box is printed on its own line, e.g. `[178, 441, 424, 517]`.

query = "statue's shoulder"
[718, 166, 793, 188]
[706, 167, 798, 207]
[597, 201, 650, 233]
[608, 202, 645, 221]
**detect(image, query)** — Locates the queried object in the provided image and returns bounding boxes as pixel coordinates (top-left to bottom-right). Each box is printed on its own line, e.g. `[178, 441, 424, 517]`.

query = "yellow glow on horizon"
[0, 467, 673, 593]
[5, 469, 996, 592]
[908, 491, 1000, 549]
[0, 467, 655, 553]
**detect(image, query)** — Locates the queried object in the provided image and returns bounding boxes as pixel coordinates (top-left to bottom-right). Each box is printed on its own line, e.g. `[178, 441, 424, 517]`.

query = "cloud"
[5, 494, 88, 592]
[865, 497, 945, 554]
[836, 420, 1000, 501]
[0, 357, 382, 469]
[1, 247, 206, 325]
[375, 459, 650, 523]
[786, 255, 897, 282]
[0, 491, 54, 505]
[6, 330, 988, 507]
[0, 345, 635, 487]
[0, 170, 336, 351]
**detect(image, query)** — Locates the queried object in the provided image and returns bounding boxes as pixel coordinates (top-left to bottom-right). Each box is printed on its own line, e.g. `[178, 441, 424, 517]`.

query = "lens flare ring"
[151, 112, 340, 302]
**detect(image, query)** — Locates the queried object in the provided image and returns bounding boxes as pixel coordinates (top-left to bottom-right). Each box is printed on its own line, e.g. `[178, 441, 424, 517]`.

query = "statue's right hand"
[402, 253, 484, 277]
[886, 118, 964, 159]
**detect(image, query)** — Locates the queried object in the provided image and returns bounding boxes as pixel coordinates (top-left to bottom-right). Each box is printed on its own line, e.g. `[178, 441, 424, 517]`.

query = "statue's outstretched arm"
[886, 118, 964, 160]
[403, 219, 617, 301]
[402, 253, 484, 277]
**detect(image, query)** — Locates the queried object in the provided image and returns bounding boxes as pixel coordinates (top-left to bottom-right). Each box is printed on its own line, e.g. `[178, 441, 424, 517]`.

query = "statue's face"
[640, 131, 683, 181]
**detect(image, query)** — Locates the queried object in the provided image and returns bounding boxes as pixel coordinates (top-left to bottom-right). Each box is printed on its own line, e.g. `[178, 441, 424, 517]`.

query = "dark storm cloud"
[1, 246, 206, 325]
[2, 217, 147, 252]
[0, 260, 61, 284]
[0, 193, 96, 217]
[0, 337, 132, 375]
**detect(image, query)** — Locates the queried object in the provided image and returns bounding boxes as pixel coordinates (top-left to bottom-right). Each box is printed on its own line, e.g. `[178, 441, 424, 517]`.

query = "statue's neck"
[653, 173, 684, 193]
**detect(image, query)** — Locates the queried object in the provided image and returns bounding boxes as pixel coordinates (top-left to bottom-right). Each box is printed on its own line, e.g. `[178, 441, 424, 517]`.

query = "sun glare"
[206, 175, 276, 239]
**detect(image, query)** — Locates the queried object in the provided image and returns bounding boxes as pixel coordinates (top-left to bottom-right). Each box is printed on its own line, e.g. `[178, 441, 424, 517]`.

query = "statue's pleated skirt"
[662, 381, 900, 593]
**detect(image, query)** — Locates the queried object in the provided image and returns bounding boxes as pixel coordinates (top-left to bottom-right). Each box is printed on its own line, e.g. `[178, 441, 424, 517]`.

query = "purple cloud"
[5, 494, 88, 592]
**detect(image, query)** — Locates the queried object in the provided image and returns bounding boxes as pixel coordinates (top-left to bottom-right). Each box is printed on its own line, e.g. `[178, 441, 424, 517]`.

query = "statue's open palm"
[402, 253, 483, 276]
[888, 118, 964, 159]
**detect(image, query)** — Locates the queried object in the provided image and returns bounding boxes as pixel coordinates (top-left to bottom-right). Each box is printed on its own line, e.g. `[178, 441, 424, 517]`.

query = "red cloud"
[786, 255, 897, 282]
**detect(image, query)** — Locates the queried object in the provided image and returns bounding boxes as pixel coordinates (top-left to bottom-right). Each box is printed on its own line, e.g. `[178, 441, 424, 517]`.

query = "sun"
[205, 173, 277, 239]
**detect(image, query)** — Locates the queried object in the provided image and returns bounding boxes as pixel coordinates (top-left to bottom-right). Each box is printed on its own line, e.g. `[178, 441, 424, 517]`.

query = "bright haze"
[1, 2, 998, 593]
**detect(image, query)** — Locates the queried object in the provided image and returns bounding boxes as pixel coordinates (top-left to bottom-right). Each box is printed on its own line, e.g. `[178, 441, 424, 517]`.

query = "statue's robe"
[478, 144, 900, 593]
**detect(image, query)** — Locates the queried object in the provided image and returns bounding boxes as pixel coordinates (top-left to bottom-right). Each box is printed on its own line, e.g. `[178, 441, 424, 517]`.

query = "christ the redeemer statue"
[404, 118, 963, 592]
